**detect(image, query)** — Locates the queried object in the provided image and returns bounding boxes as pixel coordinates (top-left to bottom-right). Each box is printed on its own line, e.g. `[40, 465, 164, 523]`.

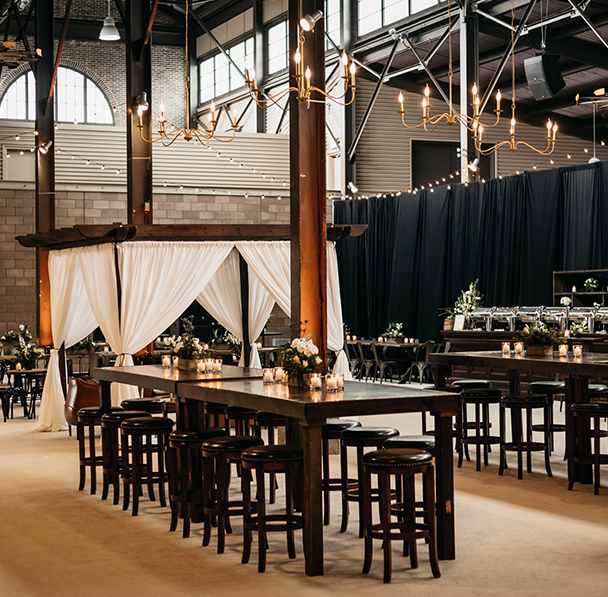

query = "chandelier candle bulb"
[514, 342, 524, 354]
[573, 345, 583, 358]
[502, 342, 510, 354]
[558, 344, 568, 357]
[162, 355, 171, 368]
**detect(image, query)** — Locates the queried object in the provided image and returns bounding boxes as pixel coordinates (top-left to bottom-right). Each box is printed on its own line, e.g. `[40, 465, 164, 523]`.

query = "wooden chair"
[64, 377, 101, 436]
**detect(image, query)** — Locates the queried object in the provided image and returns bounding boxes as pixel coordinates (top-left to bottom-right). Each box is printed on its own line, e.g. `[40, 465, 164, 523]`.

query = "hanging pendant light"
[99, 0, 120, 41]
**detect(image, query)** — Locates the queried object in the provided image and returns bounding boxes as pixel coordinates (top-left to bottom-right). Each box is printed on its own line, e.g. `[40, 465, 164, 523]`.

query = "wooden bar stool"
[253, 412, 287, 504]
[339, 426, 399, 538]
[528, 381, 566, 453]
[321, 418, 361, 526]
[204, 401, 227, 427]
[120, 416, 174, 516]
[77, 406, 123, 495]
[569, 402, 608, 495]
[201, 435, 264, 554]
[120, 397, 167, 415]
[498, 394, 553, 479]
[100, 409, 149, 504]
[224, 405, 257, 435]
[362, 448, 440, 583]
[241, 444, 304, 572]
[457, 388, 502, 471]
[167, 427, 227, 538]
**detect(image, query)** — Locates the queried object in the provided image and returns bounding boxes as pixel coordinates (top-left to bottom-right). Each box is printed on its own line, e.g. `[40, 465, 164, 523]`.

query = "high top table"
[430, 350, 608, 486]
[177, 378, 459, 576]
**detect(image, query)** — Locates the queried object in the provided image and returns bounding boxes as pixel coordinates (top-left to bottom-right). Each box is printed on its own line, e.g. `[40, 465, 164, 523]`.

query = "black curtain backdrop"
[334, 161, 608, 341]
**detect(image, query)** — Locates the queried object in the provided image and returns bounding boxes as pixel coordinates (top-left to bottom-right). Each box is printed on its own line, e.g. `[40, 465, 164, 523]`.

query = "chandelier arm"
[248, 86, 299, 108]
[399, 114, 430, 129]
[515, 139, 555, 155]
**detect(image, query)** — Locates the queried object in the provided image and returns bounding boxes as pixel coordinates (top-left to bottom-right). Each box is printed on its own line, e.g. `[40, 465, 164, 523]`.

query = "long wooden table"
[94, 365, 459, 577]
[430, 350, 608, 485]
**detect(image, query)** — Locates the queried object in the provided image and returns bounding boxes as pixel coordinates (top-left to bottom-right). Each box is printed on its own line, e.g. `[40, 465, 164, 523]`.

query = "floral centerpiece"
[518, 323, 559, 356]
[442, 280, 483, 330]
[584, 277, 599, 291]
[69, 335, 95, 352]
[569, 321, 587, 337]
[560, 296, 572, 307]
[382, 322, 405, 342]
[13, 336, 44, 369]
[281, 335, 322, 388]
[1, 324, 33, 344]
[164, 316, 208, 370]
[215, 330, 242, 359]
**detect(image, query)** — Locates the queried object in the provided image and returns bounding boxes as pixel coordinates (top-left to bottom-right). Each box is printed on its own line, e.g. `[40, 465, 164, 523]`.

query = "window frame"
[356, 0, 440, 39]
[0, 66, 115, 125]
[197, 33, 255, 106]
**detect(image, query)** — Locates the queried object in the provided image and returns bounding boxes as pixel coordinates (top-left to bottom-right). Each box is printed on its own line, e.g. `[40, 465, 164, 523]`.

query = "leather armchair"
[64, 378, 101, 434]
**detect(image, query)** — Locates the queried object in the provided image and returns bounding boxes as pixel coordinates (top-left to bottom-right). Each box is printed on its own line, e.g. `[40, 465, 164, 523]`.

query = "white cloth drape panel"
[78, 244, 124, 404]
[236, 241, 349, 376]
[115, 241, 234, 402]
[246, 274, 276, 368]
[36, 248, 98, 432]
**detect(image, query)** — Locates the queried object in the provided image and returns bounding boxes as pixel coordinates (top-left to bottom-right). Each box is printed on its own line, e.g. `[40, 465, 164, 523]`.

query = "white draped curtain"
[36, 248, 98, 432]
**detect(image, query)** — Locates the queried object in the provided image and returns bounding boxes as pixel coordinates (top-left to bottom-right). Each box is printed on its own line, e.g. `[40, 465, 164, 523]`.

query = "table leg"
[183, 398, 204, 432]
[100, 380, 111, 409]
[432, 364, 448, 388]
[508, 370, 520, 395]
[285, 417, 302, 511]
[433, 413, 455, 560]
[300, 421, 324, 576]
[567, 377, 592, 484]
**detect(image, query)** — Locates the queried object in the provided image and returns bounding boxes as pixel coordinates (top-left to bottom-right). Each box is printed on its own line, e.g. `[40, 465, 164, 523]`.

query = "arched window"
[0, 66, 114, 124]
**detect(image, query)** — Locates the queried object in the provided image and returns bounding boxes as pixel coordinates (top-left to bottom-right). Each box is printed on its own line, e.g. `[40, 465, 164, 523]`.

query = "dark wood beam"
[126, 0, 153, 225]
[239, 254, 250, 367]
[47, 0, 73, 106]
[35, 0, 55, 347]
[143, 0, 160, 46]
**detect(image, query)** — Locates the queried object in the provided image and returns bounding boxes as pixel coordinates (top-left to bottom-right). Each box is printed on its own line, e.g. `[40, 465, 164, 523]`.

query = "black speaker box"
[524, 54, 565, 100]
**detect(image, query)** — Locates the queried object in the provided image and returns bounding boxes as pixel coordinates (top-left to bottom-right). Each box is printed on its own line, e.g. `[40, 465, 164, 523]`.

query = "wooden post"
[239, 254, 250, 367]
[35, 0, 55, 347]
[126, 0, 153, 225]
[289, 0, 327, 369]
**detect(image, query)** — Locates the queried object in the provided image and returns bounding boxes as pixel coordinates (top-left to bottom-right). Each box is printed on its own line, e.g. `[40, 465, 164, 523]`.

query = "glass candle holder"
[352, 335, 357, 341]
[103, 345, 109, 353]
[514, 342, 524, 354]
[573, 344, 583, 357]
[15, 362, 22, 371]
[558, 344, 568, 357]
[502, 342, 510, 355]
[325, 374, 339, 392]
[263, 368, 274, 384]
[205, 358, 214, 371]
[336, 372, 345, 390]
[162, 355, 171, 368]
[274, 367, 285, 383]
[172, 356, 179, 368]
[310, 373, 322, 390]
[212, 359, 223, 374]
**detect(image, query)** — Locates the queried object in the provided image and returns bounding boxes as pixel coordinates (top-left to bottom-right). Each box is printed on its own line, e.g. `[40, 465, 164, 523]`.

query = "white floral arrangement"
[282, 336, 322, 375]
[163, 316, 207, 360]
[2, 324, 33, 343]
[560, 296, 572, 307]
[382, 322, 404, 339]
[569, 321, 587, 337]
[584, 277, 599, 291]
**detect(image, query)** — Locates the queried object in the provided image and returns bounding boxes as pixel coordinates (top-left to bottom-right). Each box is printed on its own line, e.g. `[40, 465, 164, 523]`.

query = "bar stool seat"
[120, 397, 166, 414]
[100, 409, 149, 504]
[321, 419, 361, 526]
[529, 381, 566, 393]
[241, 445, 304, 572]
[225, 405, 257, 435]
[204, 401, 226, 427]
[202, 435, 265, 554]
[451, 379, 492, 390]
[569, 402, 608, 495]
[499, 394, 552, 479]
[120, 416, 174, 516]
[254, 411, 286, 426]
[384, 435, 435, 452]
[362, 448, 440, 583]
[167, 427, 227, 538]
[589, 384, 608, 394]
[77, 406, 123, 495]
[340, 426, 400, 537]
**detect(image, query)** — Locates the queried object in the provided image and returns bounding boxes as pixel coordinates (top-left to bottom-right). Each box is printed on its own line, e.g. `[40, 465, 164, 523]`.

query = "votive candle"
[514, 342, 524, 354]
[274, 367, 284, 382]
[15, 362, 22, 371]
[263, 368, 274, 384]
[213, 359, 222, 373]
[502, 342, 510, 354]
[172, 356, 179, 368]
[573, 344, 583, 357]
[352, 335, 357, 341]
[558, 344, 568, 357]
[326, 374, 337, 390]
[104, 345, 109, 353]
[196, 359, 205, 372]
[311, 373, 322, 389]
[162, 355, 171, 368]
[336, 373, 344, 389]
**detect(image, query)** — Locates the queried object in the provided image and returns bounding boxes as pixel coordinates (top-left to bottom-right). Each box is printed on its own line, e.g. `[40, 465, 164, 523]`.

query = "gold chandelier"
[398, 1, 502, 133]
[245, 1, 356, 108]
[472, 0, 557, 155]
[136, 0, 237, 147]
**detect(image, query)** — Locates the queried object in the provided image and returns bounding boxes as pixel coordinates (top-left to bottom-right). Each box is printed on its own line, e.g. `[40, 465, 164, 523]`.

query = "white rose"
[19, 324, 25, 331]
[303, 347, 312, 357]
[311, 344, 319, 355]
[302, 360, 308, 367]
[291, 339, 299, 349]
[293, 356, 300, 364]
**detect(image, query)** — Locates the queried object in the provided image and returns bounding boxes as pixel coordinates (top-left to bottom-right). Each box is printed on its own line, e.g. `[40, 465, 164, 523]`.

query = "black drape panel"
[334, 160, 608, 341]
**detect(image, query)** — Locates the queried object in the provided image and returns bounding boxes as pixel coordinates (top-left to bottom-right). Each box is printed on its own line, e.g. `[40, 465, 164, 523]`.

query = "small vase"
[177, 359, 198, 371]
[288, 372, 313, 389]
[525, 345, 554, 357]
[443, 319, 455, 331]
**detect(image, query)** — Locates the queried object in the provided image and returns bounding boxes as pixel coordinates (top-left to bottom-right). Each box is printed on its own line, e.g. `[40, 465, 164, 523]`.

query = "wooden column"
[239, 254, 250, 367]
[126, 0, 153, 225]
[35, 0, 55, 346]
[289, 0, 327, 368]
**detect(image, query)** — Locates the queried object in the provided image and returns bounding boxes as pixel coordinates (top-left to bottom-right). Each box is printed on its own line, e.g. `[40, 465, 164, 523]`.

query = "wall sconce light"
[347, 181, 358, 193]
[300, 10, 323, 32]
[39, 140, 53, 154]
[467, 157, 480, 172]
[135, 92, 149, 117]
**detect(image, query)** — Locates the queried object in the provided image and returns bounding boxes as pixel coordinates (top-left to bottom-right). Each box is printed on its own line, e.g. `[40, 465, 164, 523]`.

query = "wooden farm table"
[177, 378, 459, 576]
[430, 350, 608, 485]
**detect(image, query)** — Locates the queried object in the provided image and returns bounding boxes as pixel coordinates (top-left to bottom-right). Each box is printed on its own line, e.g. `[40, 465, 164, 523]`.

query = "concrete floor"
[1, 403, 608, 596]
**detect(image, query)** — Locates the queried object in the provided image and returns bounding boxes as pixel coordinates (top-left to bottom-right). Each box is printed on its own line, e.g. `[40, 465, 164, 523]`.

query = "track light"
[467, 157, 480, 172]
[300, 10, 323, 32]
[347, 181, 358, 193]
[135, 92, 149, 116]
[99, 0, 120, 41]
[39, 140, 52, 154]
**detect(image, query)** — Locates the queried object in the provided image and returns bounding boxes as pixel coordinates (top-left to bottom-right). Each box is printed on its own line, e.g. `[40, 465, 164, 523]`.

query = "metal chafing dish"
[541, 306, 569, 332]
[490, 307, 517, 332]
[516, 306, 543, 327]
[595, 307, 608, 325]
[568, 306, 597, 333]
[469, 307, 495, 331]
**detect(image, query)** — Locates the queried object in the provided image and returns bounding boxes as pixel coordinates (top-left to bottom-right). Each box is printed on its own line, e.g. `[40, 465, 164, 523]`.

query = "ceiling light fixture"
[39, 140, 52, 154]
[99, 0, 120, 41]
[347, 181, 358, 193]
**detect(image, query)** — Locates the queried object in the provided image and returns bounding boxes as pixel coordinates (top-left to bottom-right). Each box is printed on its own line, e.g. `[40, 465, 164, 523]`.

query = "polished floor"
[1, 404, 607, 596]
